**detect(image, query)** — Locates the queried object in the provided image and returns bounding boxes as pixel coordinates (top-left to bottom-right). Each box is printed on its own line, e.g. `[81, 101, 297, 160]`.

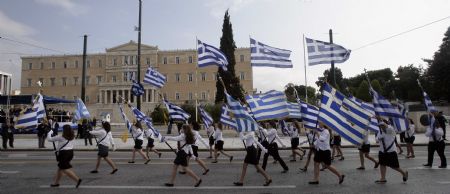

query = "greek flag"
[287, 102, 301, 119]
[163, 99, 190, 122]
[15, 107, 38, 131]
[129, 104, 163, 142]
[144, 67, 166, 88]
[197, 40, 228, 71]
[348, 96, 379, 132]
[298, 100, 319, 130]
[370, 88, 403, 118]
[423, 91, 437, 113]
[74, 98, 90, 121]
[220, 105, 237, 129]
[118, 104, 133, 133]
[250, 38, 293, 68]
[199, 107, 213, 129]
[391, 101, 409, 132]
[225, 93, 259, 132]
[131, 80, 144, 96]
[34, 94, 46, 119]
[305, 37, 351, 66]
[318, 83, 370, 146]
[245, 90, 289, 121]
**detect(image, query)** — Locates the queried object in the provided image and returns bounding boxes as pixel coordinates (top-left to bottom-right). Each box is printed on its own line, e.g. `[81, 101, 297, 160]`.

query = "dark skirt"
[332, 136, 341, 146]
[291, 137, 299, 149]
[215, 140, 224, 151]
[147, 137, 155, 148]
[174, 150, 188, 167]
[378, 151, 400, 168]
[98, 144, 109, 157]
[405, 136, 415, 144]
[134, 139, 143, 149]
[314, 149, 332, 166]
[191, 145, 199, 158]
[209, 136, 215, 146]
[244, 146, 259, 165]
[57, 150, 74, 170]
[358, 144, 370, 153]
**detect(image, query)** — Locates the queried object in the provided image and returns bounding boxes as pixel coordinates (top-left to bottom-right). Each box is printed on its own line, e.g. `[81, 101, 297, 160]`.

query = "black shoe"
[339, 175, 345, 184]
[76, 179, 82, 188]
[202, 169, 210, 175]
[374, 162, 380, 169]
[164, 183, 174, 187]
[339, 157, 345, 161]
[281, 169, 288, 173]
[263, 179, 272, 186]
[158, 153, 162, 158]
[356, 167, 365, 170]
[233, 182, 243, 186]
[403, 171, 408, 182]
[438, 166, 447, 168]
[308, 181, 319, 185]
[207, 156, 213, 159]
[299, 167, 307, 172]
[128, 161, 135, 163]
[290, 159, 297, 162]
[375, 180, 387, 184]
[179, 171, 187, 174]
[212, 161, 218, 163]
[423, 164, 432, 167]
[50, 184, 60, 187]
[230, 156, 234, 162]
[194, 179, 202, 187]
[144, 159, 151, 164]
[110, 169, 118, 174]
[90, 170, 98, 173]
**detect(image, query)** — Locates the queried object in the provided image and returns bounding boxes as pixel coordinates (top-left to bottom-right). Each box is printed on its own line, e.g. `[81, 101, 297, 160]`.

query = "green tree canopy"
[284, 83, 317, 103]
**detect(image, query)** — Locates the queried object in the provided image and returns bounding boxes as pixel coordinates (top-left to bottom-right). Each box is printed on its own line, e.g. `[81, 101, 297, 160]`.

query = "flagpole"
[195, 37, 199, 123]
[302, 34, 308, 103]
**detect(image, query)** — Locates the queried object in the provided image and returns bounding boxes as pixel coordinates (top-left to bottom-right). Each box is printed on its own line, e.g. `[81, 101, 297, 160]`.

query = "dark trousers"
[262, 143, 289, 171]
[257, 140, 268, 162]
[400, 132, 405, 143]
[2, 135, 8, 149]
[38, 136, 46, 148]
[427, 141, 447, 167]
[167, 123, 172, 134]
[84, 136, 92, 146]
[444, 127, 447, 139]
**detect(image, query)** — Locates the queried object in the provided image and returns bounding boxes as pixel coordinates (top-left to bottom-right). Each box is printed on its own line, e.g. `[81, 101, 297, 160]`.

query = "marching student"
[299, 127, 317, 172]
[47, 125, 82, 188]
[88, 121, 118, 174]
[405, 118, 416, 158]
[423, 115, 447, 168]
[144, 126, 162, 159]
[375, 121, 408, 184]
[289, 120, 306, 162]
[309, 123, 345, 185]
[331, 131, 344, 161]
[206, 124, 215, 159]
[261, 121, 289, 173]
[234, 131, 272, 186]
[164, 124, 202, 187]
[256, 122, 269, 162]
[357, 130, 379, 170]
[128, 121, 151, 164]
[189, 121, 210, 175]
[212, 123, 234, 163]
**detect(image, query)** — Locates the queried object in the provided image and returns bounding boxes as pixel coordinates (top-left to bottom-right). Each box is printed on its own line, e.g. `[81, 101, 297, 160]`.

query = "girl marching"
[405, 118, 416, 158]
[289, 120, 306, 162]
[128, 121, 151, 164]
[299, 127, 317, 172]
[144, 126, 162, 159]
[88, 121, 118, 174]
[357, 129, 379, 170]
[261, 121, 289, 173]
[191, 122, 210, 175]
[212, 123, 234, 163]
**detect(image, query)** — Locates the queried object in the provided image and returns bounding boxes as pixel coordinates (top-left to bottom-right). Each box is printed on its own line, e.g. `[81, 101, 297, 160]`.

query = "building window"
[51, 62, 55, 69]
[163, 93, 167, 99]
[189, 92, 193, 100]
[163, 57, 167, 64]
[175, 92, 180, 100]
[98, 59, 102, 68]
[86, 96, 90, 103]
[188, 73, 193, 82]
[202, 92, 206, 100]
[213, 73, 217, 81]
[64, 61, 67, 69]
[97, 76, 102, 84]
[62, 77, 67, 86]
[87, 60, 90, 68]
[40, 62, 44, 69]
[97, 95, 100, 103]
[240, 72, 245, 80]
[124, 56, 128, 65]
[175, 73, 180, 82]
[240, 55, 244, 62]
[146, 58, 150, 65]
[73, 77, 78, 86]
[75, 60, 78, 68]
[130, 56, 134, 65]
[113, 58, 117, 66]
[86, 76, 90, 85]
[50, 78, 55, 86]
[112, 75, 117, 83]
[27, 79, 32, 87]
[163, 74, 168, 81]
[201, 72, 206, 81]
[176, 57, 180, 64]
[123, 72, 128, 82]
[189, 56, 193, 63]
[28, 63, 32, 70]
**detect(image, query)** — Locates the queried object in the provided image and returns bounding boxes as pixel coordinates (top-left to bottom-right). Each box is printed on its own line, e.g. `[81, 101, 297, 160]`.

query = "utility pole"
[137, 0, 142, 110]
[81, 35, 87, 103]
[329, 29, 336, 87]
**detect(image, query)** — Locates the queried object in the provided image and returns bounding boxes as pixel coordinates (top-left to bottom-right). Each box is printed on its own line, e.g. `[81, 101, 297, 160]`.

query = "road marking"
[0, 170, 20, 174]
[437, 181, 450, 184]
[408, 166, 450, 170]
[8, 154, 27, 158]
[40, 185, 296, 190]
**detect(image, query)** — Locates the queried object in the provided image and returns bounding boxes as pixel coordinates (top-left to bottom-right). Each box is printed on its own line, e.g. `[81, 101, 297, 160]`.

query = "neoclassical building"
[20, 41, 253, 122]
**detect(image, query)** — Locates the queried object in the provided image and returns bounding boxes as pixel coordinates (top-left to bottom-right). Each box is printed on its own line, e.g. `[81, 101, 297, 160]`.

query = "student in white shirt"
[212, 123, 234, 163]
[207, 125, 215, 158]
[405, 119, 416, 159]
[331, 131, 344, 161]
[188, 121, 210, 175]
[357, 129, 379, 170]
[164, 124, 202, 187]
[128, 122, 150, 164]
[423, 114, 447, 168]
[145, 127, 162, 159]
[233, 131, 272, 186]
[299, 127, 318, 172]
[289, 120, 306, 162]
[261, 121, 289, 173]
[309, 123, 345, 185]
[375, 121, 408, 184]
[88, 121, 118, 174]
[47, 125, 82, 188]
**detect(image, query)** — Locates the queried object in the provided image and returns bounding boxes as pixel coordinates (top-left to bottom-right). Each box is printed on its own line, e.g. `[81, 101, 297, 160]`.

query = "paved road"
[1, 147, 450, 194]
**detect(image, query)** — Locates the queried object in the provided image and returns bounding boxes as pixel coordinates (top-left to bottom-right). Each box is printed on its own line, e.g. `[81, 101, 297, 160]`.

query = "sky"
[1, 0, 450, 92]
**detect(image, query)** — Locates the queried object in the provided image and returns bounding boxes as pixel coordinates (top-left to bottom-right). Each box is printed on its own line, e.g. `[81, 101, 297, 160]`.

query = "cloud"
[35, 0, 88, 16]
[0, 11, 35, 37]
[203, 0, 256, 18]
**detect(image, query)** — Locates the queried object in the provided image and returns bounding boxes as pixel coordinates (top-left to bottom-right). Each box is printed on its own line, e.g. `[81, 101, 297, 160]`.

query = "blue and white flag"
[226, 93, 259, 132]
[163, 99, 190, 122]
[305, 37, 351, 66]
[423, 91, 437, 113]
[129, 104, 164, 142]
[220, 105, 237, 129]
[245, 90, 289, 121]
[348, 96, 379, 132]
[144, 67, 166, 88]
[370, 88, 403, 118]
[318, 83, 370, 146]
[131, 80, 144, 96]
[118, 104, 133, 133]
[74, 98, 90, 121]
[250, 38, 293, 68]
[15, 107, 38, 131]
[199, 107, 213, 129]
[391, 100, 409, 132]
[34, 94, 46, 119]
[298, 100, 319, 130]
[197, 40, 228, 71]
[287, 102, 301, 119]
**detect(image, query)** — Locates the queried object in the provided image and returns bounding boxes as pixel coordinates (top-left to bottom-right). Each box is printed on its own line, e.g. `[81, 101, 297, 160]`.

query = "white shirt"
[406, 124, 415, 138]
[314, 129, 330, 151]
[193, 131, 209, 148]
[288, 125, 299, 139]
[144, 128, 154, 139]
[265, 128, 285, 147]
[206, 126, 215, 138]
[89, 129, 115, 147]
[131, 127, 144, 140]
[165, 133, 194, 158]
[306, 130, 317, 146]
[257, 127, 268, 142]
[362, 130, 370, 145]
[214, 129, 223, 142]
[425, 126, 444, 142]
[47, 131, 73, 150]
[376, 125, 397, 153]
[240, 132, 267, 153]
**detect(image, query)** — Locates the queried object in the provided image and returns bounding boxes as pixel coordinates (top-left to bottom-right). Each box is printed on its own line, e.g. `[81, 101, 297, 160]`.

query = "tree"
[316, 67, 345, 92]
[284, 83, 317, 103]
[394, 64, 422, 101]
[356, 80, 371, 102]
[215, 10, 245, 104]
[344, 68, 395, 97]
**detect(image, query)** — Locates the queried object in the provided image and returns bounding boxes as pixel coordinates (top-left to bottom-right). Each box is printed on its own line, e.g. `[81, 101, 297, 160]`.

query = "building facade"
[20, 41, 253, 122]
[0, 71, 12, 96]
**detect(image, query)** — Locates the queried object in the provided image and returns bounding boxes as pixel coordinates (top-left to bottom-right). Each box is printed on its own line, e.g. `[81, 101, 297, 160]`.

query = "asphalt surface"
[1, 147, 450, 194]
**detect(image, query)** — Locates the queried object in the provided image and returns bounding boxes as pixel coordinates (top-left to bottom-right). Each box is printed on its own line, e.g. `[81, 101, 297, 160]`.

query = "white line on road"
[408, 166, 450, 170]
[40, 185, 296, 190]
[437, 181, 450, 184]
[0, 170, 20, 174]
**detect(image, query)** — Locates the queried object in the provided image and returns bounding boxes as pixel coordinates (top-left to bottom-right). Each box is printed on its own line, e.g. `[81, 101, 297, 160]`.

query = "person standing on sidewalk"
[37, 119, 50, 148]
[405, 118, 416, 158]
[423, 115, 447, 168]
[128, 121, 151, 164]
[212, 123, 234, 163]
[436, 111, 447, 141]
[261, 121, 289, 173]
[88, 121, 118, 174]
[1, 122, 14, 149]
